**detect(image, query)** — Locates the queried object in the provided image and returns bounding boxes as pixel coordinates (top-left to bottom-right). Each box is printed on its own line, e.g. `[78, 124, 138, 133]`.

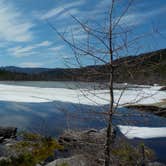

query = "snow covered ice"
[0, 84, 165, 106]
[118, 125, 166, 139]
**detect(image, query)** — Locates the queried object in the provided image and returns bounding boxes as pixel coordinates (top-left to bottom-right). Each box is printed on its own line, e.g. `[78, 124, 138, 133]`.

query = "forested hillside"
[0, 48, 165, 84]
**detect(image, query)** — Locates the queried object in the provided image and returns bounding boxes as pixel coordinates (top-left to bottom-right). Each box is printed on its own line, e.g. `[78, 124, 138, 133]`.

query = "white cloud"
[8, 46, 35, 57]
[36, 41, 52, 47]
[0, 0, 34, 42]
[117, 13, 142, 26]
[40, 7, 64, 20]
[40, 1, 84, 20]
[49, 45, 64, 52]
[58, 24, 81, 33]
[117, 6, 166, 27]
[8, 40, 52, 57]
[96, 0, 112, 10]
[19, 62, 43, 68]
[58, 24, 87, 40]
[56, 8, 80, 20]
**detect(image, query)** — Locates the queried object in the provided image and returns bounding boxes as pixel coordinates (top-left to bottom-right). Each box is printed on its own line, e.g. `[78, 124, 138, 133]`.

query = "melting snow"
[118, 125, 166, 139]
[0, 84, 165, 106]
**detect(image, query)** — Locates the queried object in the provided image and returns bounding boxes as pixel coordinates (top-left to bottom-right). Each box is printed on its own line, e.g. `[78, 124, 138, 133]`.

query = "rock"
[0, 157, 8, 162]
[46, 155, 91, 166]
[0, 145, 9, 156]
[0, 127, 17, 141]
[159, 86, 166, 91]
[147, 162, 166, 166]
[46, 156, 166, 166]
[58, 128, 107, 154]
[57, 128, 116, 166]
[126, 105, 166, 117]
[0, 127, 17, 158]
[58, 128, 116, 147]
[0, 137, 4, 142]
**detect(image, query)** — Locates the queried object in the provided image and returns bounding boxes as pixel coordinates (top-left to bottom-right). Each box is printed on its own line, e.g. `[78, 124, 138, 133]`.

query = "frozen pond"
[0, 81, 165, 162]
[0, 81, 165, 106]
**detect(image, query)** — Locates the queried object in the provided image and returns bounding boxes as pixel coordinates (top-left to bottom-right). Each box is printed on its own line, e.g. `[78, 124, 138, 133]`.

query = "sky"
[0, 0, 165, 68]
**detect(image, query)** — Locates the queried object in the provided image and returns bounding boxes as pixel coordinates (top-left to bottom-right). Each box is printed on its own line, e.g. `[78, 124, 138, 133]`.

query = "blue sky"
[0, 0, 165, 68]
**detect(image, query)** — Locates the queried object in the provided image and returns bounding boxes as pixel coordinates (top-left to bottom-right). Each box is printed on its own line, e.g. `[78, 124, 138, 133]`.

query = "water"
[0, 81, 106, 89]
[0, 101, 106, 135]
[0, 81, 165, 163]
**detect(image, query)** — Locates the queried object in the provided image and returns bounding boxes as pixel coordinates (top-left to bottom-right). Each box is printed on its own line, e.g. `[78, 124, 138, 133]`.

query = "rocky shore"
[125, 86, 166, 118]
[159, 86, 166, 91]
[126, 105, 166, 117]
[0, 127, 17, 142]
[0, 127, 165, 166]
[47, 129, 165, 166]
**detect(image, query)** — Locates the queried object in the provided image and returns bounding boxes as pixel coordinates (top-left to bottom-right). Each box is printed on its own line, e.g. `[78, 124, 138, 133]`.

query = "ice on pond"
[0, 84, 165, 106]
[118, 125, 166, 139]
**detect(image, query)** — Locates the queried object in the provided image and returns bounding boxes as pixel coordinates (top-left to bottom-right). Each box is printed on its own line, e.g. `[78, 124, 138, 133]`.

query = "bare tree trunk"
[105, 3, 114, 165]
[105, 70, 114, 166]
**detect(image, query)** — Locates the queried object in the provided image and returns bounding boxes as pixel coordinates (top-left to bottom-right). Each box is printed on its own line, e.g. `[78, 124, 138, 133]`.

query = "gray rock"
[57, 128, 116, 166]
[58, 128, 106, 156]
[0, 127, 17, 159]
[147, 162, 166, 166]
[0, 127, 17, 141]
[126, 105, 166, 117]
[159, 86, 166, 91]
[46, 155, 94, 166]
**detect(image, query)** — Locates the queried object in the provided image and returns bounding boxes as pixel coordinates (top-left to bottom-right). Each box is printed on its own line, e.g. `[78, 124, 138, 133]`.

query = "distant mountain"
[0, 48, 165, 85]
[112, 48, 166, 84]
[0, 66, 51, 74]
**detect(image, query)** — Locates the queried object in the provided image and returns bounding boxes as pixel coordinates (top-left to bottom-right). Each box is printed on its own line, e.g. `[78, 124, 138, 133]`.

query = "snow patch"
[118, 125, 166, 139]
[0, 84, 165, 106]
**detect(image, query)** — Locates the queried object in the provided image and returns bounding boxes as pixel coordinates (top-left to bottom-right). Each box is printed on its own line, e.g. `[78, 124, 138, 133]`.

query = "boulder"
[58, 129, 105, 163]
[126, 105, 166, 117]
[57, 128, 116, 166]
[0, 127, 17, 143]
[159, 86, 166, 91]
[46, 155, 91, 166]
[147, 162, 166, 166]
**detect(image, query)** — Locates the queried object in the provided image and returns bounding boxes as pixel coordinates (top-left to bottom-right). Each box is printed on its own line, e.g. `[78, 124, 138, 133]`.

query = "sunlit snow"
[118, 125, 166, 139]
[0, 84, 165, 106]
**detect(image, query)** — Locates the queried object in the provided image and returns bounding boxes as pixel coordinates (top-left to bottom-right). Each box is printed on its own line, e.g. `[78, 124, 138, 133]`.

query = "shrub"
[0, 132, 63, 166]
[111, 141, 155, 166]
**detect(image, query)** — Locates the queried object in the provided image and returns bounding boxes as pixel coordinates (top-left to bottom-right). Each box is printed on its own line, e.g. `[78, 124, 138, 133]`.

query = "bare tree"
[47, 0, 161, 165]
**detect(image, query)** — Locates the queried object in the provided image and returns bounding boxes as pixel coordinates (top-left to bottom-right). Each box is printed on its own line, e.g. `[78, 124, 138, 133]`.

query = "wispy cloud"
[118, 6, 166, 26]
[19, 62, 43, 68]
[49, 45, 64, 52]
[8, 46, 35, 57]
[40, 1, 84, 20]
[36, 41, 52, 47]
[8, 40, 52, 57]
[0, 0, 34, 42]
[96, 0, 112, 10]
[56, 8, 80, 20]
